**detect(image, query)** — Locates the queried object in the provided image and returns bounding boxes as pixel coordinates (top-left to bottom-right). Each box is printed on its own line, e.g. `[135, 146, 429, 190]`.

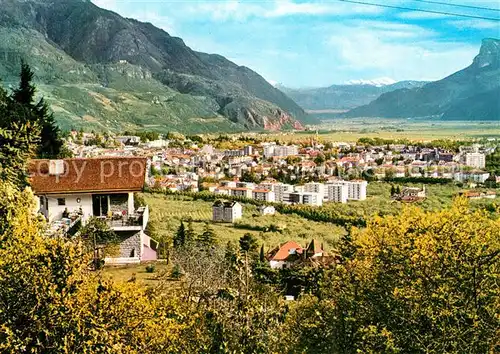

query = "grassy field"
[261, 117, 500, 142]
[142, 193, 346, 252]
[141, 182, 497, 253]
[106, 186, 496, 283]
[321, 182, 497, 219]
[102, 263, 172, 286]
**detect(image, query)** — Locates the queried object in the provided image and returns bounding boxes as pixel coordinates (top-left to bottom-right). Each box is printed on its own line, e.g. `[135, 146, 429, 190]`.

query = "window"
[57, 198, 66, 206]
[39, 197, 44, 208]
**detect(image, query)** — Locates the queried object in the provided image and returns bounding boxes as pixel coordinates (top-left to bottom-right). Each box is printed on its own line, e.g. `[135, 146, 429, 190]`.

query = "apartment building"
[263, 143, 299, 158]
[220, 180, 237, 188]
[229, 188, 253, 199]
[283, 192, 323, 206]
[342, 180, 368, 201]
[454, 171, 490, 183]
[236, 181, 255, 189]
[463, 152, 486, 169]
[303, 182, 325, 196]
[252, 189, 276, 202]
[243, 145, 254, 156]
[224, 149, 244, 157]
[324, 183, 349, 203]
[259, 182, 294, 202]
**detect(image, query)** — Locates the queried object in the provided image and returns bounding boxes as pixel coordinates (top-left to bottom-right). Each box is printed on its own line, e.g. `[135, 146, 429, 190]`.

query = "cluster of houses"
[30, 133, 495, 267]
[66, 131, 497, 191]
[207, 179, 368, 206]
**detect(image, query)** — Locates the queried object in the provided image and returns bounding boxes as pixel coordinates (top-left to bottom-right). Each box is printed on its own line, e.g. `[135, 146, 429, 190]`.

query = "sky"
[91, 0, 500, 88]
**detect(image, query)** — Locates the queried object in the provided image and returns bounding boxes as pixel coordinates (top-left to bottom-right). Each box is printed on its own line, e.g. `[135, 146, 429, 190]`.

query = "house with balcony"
[29, 157, 157, 264]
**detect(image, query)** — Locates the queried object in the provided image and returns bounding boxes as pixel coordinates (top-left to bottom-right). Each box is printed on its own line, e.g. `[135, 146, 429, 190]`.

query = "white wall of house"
[260, 206, 276, 215]
[269, 260, 286, 269]
[39, 192, 136, 223]
[44, 194, 93, 223]
[224, 203, 242, 222]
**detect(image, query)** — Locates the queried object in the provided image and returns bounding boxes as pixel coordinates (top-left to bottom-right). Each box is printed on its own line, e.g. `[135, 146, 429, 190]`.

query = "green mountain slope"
[280, 81, 427, 111]
[0, 0, 311, 132]
[345, 38, 500, 120]
[442, 87, 500, 120]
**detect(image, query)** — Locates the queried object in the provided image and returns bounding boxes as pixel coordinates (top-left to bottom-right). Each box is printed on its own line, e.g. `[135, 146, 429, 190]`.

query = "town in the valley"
[29, 130, 498, 270]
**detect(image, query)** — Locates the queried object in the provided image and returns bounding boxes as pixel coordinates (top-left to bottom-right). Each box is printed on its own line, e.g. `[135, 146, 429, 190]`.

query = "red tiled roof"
[29, 157, 147, 195]
[271, 241, 304, 261]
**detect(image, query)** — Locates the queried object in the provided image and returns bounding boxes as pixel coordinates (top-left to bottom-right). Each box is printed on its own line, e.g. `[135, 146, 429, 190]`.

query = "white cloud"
[327, 21, 478, 81]
[91, 0, 119, 11]
[448, 19, 500, 30]
[398, 11, 449, 20]
[132, 11, 176, 33]
[186, 0, 382, 21]
[91, 1, 176, 33]
[267, 0, 381, 17]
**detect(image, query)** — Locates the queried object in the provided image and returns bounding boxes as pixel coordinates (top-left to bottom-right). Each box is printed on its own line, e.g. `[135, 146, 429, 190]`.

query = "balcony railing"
[102, 205, 149, 230]
[48, 215, 82, 237]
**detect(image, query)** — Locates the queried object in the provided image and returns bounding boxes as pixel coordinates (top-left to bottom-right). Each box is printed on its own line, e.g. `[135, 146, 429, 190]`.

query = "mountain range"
[0, 0, 311, 133]
[345, 38, 500, 120]
[279, 81, 428, 111]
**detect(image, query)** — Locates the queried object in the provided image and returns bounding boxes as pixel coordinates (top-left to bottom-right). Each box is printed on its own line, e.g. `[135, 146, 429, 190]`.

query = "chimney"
[49, 160, 65, 176]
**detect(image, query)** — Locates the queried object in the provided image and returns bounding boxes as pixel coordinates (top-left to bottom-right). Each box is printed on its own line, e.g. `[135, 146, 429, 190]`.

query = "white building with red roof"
[29, 157, 157, 265]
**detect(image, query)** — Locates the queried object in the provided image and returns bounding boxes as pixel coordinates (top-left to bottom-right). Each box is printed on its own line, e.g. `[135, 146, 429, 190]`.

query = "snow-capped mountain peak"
[344, 77, 397, 87]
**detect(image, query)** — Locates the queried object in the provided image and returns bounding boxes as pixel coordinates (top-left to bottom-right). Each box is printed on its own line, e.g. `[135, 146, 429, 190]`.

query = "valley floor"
[295, 117, 499, 142]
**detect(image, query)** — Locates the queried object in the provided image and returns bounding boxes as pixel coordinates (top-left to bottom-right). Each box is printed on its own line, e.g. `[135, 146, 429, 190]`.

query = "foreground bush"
[1, 181, 498, 353]
[0, 183, 190, 353]
[284, 199, 500, 353]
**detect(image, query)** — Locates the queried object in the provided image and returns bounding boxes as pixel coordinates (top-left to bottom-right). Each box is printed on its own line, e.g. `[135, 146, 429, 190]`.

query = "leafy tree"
[0, 182, 191, 353]
[385, 167, 396, 179]
[259, 244, 266, 263]
[313, 154, 325, 165]
[285, 199, 500, 353]
[0, 123, 39, 188]
[0, 82, 40, 188]
[173, 221, 186, 248]
[38, 110, 64, 158]
[337, 225, 357, 261]
[11, 62, 64, 158]
[486, 149, 500, 175]
[198, 222, 217, 247]
[240, 170, 261, 183]
[80, 217, 117, 246]
[11, 61, 36, 108]
[171, 264, 183, 279]
[185, 219, 196, 246]
[79, 217, 118, 268]
[239, 233, 258, 254]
